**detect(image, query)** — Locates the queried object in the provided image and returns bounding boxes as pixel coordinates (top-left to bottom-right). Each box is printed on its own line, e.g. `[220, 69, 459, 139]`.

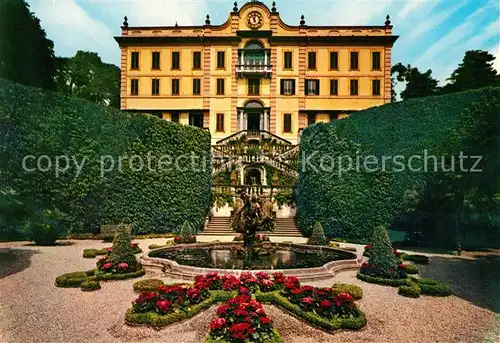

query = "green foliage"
[54, 51, 120, 108]
[356, 273, 412, 287]
[0, 78, 211, 236]
[82, 248, 107, 258]
[391, 63, 439, 100]
[255, 291, 366, 331]
[96, 268, 145, 281]
[369, 226, 397, 272]
[298, 87, 500, 244]
[205, 329, 283, 343]
[398, 283, 421, 298]
[180, 221, 193, 238]
[410, 277, 451, 296]
[55, 270, 95, 288]
[0, 0, 56, 90]
[109, 225, 137, 268]
[331, 284, 363, 300]
[443, 50, 499, 94]
[404, 264, 419, 274]
[307, 222, 328, 246]
[148, 244, 166, 250]
[29, 208, 68, 245]
[132, 279, 164, 293]
[80, 279, 101, 292]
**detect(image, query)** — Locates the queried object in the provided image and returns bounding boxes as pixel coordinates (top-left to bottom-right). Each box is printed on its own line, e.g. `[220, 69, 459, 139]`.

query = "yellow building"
[115, 1, 398, 145]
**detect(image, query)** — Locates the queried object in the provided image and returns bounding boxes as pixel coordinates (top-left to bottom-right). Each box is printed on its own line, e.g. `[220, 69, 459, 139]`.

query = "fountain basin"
[140, 242, 362, 282]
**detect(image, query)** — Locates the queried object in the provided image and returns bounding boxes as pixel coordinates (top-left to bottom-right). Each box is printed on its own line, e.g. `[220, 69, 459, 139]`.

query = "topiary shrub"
[328, 242, 340, 248]
[55, 270, 95, 288]
[364, 226, 398, 276]
[109, 225, 138, 270]
[174, 221, 197, 244]
[29, 208, 68, 245]
[403, 264, 419, 274]
[410, 277, 451, 296]
[82, 248, 107, 258]
[81, 279, 101, 292]
[398, 283, 421, 298]
[331, 284, 363, 300]
[307, 222, 328, 246]
[133, 279, 164, 293]
[148, 244, 166, 250]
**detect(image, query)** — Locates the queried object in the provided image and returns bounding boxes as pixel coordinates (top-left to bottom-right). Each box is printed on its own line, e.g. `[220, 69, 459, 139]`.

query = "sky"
[27, 0, 499, 90]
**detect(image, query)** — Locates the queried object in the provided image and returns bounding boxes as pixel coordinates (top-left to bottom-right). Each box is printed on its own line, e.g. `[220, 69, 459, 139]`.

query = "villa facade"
[115, 1, 398, 145]
[115, 1, 398, 222]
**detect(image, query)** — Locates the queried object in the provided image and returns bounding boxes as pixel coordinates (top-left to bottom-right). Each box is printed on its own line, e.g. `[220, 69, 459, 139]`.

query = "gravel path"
[0, 240, 498, 343]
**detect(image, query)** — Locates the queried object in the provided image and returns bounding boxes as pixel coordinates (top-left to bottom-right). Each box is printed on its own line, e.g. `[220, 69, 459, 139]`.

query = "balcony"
[236, 63, 272, 78]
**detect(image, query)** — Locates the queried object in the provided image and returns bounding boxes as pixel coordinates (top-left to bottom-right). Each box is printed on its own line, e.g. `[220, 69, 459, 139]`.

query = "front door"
[247, 112, 260, 131]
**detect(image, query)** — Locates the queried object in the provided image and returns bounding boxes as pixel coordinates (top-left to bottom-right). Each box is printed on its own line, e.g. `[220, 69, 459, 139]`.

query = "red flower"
[260, 316, 271, 325]
[336, 292, 353, 303]
[135, 291, 157, 304]
[364, 244, 373, 250]
[398, 264, 408, 269]
[156, 299, 172, 313]
[273, 272, 286, 284]
[255, 271, 270, 280]
[239, 286, 249, 294]
[301, 296, 315, 305]
[320, 299, 332, 308]
[210, 317, 227, 330]
[101, 262, 113, 270]
[216, 304, 230, 316]
[117, 262, 128, 269]
[186, 288, 200, 299]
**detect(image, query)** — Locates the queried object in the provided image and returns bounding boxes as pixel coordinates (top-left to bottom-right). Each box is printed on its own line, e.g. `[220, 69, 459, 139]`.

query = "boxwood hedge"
[297, 87, 500, 239]
[0, 78, 211, 235]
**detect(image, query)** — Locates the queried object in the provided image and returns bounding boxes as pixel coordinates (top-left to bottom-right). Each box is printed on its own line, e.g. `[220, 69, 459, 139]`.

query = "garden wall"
[0, 79, 212, 236]
[297, 87, 500, 245]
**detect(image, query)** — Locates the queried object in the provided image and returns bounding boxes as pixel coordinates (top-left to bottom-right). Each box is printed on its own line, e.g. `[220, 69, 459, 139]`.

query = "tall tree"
[0, 0, 56, 89]
[443, 50, 499, 93]
[54, 51, 121, 108]
[392, 63, 439, 100]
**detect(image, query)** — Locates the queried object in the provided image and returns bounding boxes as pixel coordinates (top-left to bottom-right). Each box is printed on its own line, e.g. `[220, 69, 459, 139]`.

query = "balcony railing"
[236, 63, 272, 78]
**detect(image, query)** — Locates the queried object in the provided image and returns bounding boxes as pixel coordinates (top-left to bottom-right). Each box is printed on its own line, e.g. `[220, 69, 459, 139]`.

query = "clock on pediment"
[246, 11, 263, 29]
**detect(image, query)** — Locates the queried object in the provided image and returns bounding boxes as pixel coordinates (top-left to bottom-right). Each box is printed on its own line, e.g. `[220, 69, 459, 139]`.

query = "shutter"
[292, 80, 296, 95]
[280, 79, 284, 95]
[316, 80, 320, 95]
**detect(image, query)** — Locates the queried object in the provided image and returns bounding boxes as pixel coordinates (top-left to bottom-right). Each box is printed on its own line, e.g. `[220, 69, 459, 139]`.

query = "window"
[248, 79, 260, 95]
[283, 113, 292, 133]
[305, 79, 320, 95]
[171, 51, 180, 70]
[193, 51, 201, 69]
[172, 79, 180, 95]
[372, 51, 381, 70]
[152, 52, 160, 69]
[330, 51, 338, 70]
[284, 51, 293, 69]
[189, 113, 204, 128]
[193, 78, 201, 95]
[216, 113, 224, 132]
[307, 51, 316, 70]
[280, 79, 295, 95]
[350, 51, 359, 70]
[372, 79, 381, 96]
[217, 51, 225, 69]
[350, 79, 359, 96]
[216, 78, 225, 95]
[131, 52, 139, 70]
[152, 79, 160, 95]
[130, 79, 138, 95]
[171, 112, 180, 123]
[330, 79, 338, 95]
[307, 113, 316, 126]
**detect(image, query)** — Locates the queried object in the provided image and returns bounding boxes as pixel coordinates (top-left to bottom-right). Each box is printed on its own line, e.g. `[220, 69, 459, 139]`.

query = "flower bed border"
[55, 270, 97, 288]
[356, 272, 412, 287]
[96, 268, 146, 281]
[125, 290, 236, 328]
[205, 328, 283, 343]
[254, 291, 366, 332]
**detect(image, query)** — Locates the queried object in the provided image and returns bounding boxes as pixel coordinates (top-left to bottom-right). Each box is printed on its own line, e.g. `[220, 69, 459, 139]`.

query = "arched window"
[245, 41, 264, 50]
[242, 41, 265, 66]
[244, 100, 264, 109]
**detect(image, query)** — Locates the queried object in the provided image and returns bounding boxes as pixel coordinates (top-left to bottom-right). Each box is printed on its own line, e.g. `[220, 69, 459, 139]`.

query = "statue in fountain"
[232, 191, 274, 253]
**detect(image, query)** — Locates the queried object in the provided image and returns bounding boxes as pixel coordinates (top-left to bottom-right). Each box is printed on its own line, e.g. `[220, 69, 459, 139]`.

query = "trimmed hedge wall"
[297, 88, 500, 239]
[0, 78, 211, 236]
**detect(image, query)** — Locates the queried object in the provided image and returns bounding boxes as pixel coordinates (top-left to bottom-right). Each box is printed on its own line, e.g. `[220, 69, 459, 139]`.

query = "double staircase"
[199, 217, 303, 237]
